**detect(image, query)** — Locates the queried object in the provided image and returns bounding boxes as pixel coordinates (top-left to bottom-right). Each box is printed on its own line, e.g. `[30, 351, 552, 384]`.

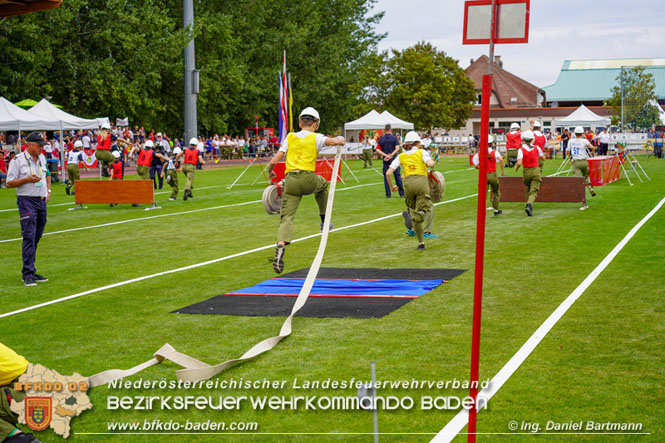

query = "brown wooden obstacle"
[75, 180, 155, 204]
[498, 176, 585, 203]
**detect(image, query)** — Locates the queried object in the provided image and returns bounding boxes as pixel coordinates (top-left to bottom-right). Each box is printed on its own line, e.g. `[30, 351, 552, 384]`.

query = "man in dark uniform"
[6, 132, 51, 286]
[377, 124, 404, 198]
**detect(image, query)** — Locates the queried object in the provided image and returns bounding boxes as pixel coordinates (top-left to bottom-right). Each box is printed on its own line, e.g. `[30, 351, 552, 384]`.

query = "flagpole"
[288, 73, 293, 133]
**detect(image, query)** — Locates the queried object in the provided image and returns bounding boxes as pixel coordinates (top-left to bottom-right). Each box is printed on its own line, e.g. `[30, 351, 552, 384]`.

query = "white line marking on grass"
[0, 184, 384, 243]
[431, 195, 665, 443]
[0, 201, 75, 213]
[0, 193, 477, 319]
[0, 200, 261, 243]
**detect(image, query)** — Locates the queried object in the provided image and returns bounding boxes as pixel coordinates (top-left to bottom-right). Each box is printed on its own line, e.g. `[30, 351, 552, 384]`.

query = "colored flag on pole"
[278, 51, 292, 143]
[288, 73, 293, 134]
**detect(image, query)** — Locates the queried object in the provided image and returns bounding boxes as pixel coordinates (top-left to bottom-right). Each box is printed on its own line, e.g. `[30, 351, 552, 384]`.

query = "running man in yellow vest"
[385, 131, 436, 250]
[267, 107, 346, 273]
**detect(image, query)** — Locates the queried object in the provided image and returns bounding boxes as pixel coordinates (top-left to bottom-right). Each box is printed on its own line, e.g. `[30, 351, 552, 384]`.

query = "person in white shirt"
[66, 140, 89, 196]
[566, 126, 597, 207]
[597, 128, 610, 156]
[82, 133, 91, 149]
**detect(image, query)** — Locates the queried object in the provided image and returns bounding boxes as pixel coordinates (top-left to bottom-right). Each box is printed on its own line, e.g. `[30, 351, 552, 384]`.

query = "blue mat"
[226, 278, 444, 298]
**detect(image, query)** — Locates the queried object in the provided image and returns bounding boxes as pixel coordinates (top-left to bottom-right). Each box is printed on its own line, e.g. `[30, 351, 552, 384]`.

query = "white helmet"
[510, 122, 520, 130]
[74, 140, 83, 148]
[189, 137, 199, 146]
[403, 131, 422, 144]
[172, 147, 182, 155]
[574, 126, 584, 134]
[299, 107, 320, 121]
[521, 130, 534, 141]
[533, 121, 541, 128]
[487, 135, 494, 144]
[101, 122, 111, 130]
[144, 140, 154, 148]
[112, 151, 121, 159]
[156, 132, 163, 137]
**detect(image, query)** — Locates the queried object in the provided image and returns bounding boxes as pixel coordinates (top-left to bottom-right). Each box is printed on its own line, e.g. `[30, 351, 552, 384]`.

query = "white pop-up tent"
[554, 104, 610, 128]
[380, 110, 414, 130]
[27, 99, 100, 183]
[343, 109, 389, 130]
[0, 97, 61, 131]
[28, 99, 99, 130]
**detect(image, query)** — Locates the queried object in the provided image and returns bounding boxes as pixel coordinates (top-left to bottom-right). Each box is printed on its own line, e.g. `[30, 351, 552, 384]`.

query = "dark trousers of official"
[383, 162, 404, 198]
[150, 164, 163, 189]
[599, 142, 608, 156]
[17, 196, 47, 279]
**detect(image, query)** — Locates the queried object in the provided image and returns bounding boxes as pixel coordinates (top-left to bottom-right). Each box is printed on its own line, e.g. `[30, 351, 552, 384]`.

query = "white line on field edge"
[431, 195, 665, 442]
[0, 182, 384, 243]
[0, 193, 476, 319]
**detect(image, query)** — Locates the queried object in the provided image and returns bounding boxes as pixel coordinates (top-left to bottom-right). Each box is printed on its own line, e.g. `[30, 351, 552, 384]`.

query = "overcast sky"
[371, 0, 665, 88]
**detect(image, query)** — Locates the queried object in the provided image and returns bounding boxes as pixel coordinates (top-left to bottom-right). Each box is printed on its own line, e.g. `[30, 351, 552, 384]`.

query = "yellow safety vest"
[0, 342, 28, 385]
[399, 149, 428, 177]
[285, 132, 318, 173]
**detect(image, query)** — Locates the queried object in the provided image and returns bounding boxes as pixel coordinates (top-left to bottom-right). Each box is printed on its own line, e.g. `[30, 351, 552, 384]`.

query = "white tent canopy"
[343, 109, 414, 131]
[554, 104, 610, 127]
[646, 99, 665, 125]
[380, 110, 414, 130]
[0, 97, 61, 131]
[28, 99, 99, 130]
[343, 109, 388, 130]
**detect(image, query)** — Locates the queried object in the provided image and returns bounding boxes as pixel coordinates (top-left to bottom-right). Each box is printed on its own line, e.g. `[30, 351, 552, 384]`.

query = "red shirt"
[487, 150, 497, 174]
[534, 133, 546, 150]
[0, 158, 6, 174]
[520, 147, 540, 168]
[184, 147, 199, 165]
[506, 131, 521, 149]
[111, 161, 123, 179]
[137, 149, 154, 166]
[97, 133, 112, 150]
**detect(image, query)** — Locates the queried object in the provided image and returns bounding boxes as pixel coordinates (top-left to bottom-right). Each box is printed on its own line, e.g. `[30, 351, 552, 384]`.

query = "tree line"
[0, 0, 475, 136]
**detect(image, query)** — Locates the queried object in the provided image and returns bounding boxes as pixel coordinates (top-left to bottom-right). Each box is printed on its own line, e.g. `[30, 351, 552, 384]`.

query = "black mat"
[173, 268, 466, 319]
[279, 268, 466, 281]
[173, 295, 413, 319]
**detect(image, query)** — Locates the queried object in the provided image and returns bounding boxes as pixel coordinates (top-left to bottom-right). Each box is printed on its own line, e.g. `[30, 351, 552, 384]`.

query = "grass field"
[1, 154, 663, 442]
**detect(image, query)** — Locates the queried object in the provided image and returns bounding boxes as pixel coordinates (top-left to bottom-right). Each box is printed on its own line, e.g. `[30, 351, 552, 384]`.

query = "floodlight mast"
[467, 1, 495, 441]
[183, 0, 198, 143]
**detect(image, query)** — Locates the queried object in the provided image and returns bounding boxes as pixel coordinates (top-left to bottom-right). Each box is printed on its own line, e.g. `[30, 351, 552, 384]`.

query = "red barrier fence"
[588, 155, 621, 186]
[271, 160, 342, 183]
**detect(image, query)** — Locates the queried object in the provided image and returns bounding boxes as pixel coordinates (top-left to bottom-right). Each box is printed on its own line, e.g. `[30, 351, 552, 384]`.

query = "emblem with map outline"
[10, 363, 92, 438]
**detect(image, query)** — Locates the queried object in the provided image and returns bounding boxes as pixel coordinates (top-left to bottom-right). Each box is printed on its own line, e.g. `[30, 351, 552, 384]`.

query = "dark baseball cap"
[25, 132, 47, 146]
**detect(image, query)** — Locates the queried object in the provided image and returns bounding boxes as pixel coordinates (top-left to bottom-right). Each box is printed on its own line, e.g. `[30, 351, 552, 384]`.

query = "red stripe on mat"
[224, 293, 419, 299]
[275, 278, 449, 283]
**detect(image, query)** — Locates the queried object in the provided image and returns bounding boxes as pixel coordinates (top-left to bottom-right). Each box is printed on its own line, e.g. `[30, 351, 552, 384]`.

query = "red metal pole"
[467, 73, 492, 442]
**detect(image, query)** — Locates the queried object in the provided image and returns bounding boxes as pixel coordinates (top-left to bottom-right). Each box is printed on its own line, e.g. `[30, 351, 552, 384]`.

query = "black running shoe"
[402, 211, 413, 229]
[525, 204, 533, 217]
[273, 244, 285, 273]
[417, 243, 425, 250]
[493, 210, 503, 216]
[183, 190, 189, 201]
[34, 274, 48, 282]
[4, 431, 42, 442]
[23, 277, 37, 287]
[65, 185, 71, 195]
